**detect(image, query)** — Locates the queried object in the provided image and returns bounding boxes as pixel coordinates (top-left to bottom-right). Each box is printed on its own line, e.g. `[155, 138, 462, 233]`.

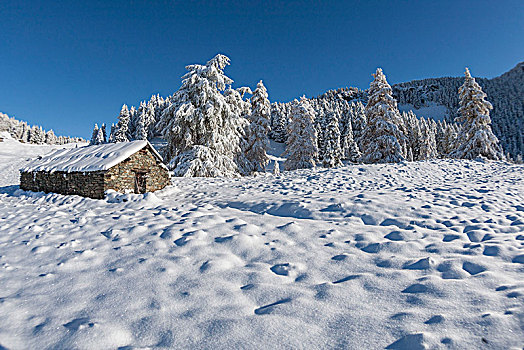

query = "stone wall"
[20, 170, 106, 199]
[20, 144, 169, 199]
[103, 146, 170, 194]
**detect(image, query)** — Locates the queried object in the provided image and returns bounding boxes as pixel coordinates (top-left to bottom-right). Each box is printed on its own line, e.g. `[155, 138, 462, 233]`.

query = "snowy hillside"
[392, 62, 524, 160]
[1, 142, 524, 349]
[0, 112, 84, 145]
[0, 133, 84, 187]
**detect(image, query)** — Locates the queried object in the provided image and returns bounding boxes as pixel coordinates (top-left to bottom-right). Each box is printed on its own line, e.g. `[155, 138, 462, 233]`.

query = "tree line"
[91, 54, 512, 177]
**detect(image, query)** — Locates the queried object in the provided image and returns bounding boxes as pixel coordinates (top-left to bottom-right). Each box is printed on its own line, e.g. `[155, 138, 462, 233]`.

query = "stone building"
[20, 141, 170, 199]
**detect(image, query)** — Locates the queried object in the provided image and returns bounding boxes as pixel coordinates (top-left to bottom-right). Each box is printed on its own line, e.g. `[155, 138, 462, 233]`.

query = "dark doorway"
[134, 172, 147, 194]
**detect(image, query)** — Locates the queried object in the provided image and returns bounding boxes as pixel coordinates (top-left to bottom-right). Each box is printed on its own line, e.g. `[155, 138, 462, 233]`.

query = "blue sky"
[1, 0, 523, 138]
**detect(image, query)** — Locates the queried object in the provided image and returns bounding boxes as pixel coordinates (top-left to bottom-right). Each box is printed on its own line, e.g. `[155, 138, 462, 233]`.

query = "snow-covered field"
[0, 138, 523, 349]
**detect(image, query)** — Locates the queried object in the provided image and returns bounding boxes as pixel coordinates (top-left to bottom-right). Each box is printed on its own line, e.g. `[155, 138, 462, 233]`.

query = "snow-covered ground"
[0, 139, 523, 349]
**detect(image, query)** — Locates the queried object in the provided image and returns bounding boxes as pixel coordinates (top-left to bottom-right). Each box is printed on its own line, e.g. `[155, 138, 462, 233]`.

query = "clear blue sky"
[1, 0, 523, 138]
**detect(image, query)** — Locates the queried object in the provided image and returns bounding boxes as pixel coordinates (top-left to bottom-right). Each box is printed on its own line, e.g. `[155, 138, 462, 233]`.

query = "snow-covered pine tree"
[315, 101, 328, 161]
[322, 109, 343, 167]
[360, 68, 406, 163]
[418, 117, 438, 160]
[273, 160, 280, 175]
[270, 102, 288, 142]
[108, 123, 116, 143]
[113, 105, 131, 142]
[283, 96, 318, 171]
[128, 106, 138, 140]
[224, 86, 252, 175]
[45, 130, 58, 144]
[135, 102, 151, 140]
[351, 101, 367, 148]
[451, 68, 505, 160]
[100, 124, 107, 144]
[436, 120, 459, 157]
[340, 108, 361, 162]
[89, 124, 99, 145]
[145, 102, 157, 139]
[34, 126, 46, 144]
[401, 111, 421, 160]
[159, 54, 248, 177]
[95, 127, 106, 145]
[246, 80, 271, 172]
[18, 122, 29, 143]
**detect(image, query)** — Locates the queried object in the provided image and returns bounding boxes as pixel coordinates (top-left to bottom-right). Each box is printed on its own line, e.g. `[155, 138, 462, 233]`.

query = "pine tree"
[315, 105, 326, 161]
[100, 123, 107, 144]
[451, 68, 505, 160]
[360, 68, 406, 163]
[283, 97, 318, 171]
[340, 106, 361, 162]
[128, 106, 138, 139]
[224, 86, 252, 175]
[113, 105, 131, 142]
[273, 159, 280, 175]
[108, 123, 116, 143]
[270, 102, 288, 142]
[95, 127, 105, 145]
[322, 109, 343, 167]
[33, 126, 46, 144]
[159, 54, 248, 177]
[45, 130, 58, 144]
[418, 117, 438, 160]
[351, 101, 367, 148]
[135, 102, 150, 140]
[20, 122, 30, 143]
[89, 124, 99, 145]
[246, 80, 271, 172]
[401, 111, 421, 159]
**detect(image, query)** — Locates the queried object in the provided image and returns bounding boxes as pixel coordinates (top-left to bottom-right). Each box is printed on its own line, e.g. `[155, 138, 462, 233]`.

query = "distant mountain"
[0, 112, 84, 145]
[392, 62, 524, 160]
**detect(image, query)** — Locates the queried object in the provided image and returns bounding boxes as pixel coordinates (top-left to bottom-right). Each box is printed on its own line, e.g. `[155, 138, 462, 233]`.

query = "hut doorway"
[134, 171, 147, 194]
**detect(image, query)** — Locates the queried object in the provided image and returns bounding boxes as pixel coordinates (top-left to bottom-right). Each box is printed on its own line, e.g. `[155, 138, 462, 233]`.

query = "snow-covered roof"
[20, 140, 165, 173]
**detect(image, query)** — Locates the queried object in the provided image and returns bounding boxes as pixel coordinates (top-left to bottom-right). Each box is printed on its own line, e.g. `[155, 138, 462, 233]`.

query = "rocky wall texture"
[20, 171, 105, 199]
[20, 145, 170, 199]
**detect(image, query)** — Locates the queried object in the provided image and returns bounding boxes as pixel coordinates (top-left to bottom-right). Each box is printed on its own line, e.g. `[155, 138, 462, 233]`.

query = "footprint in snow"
[332, 274, 361, 284]
[424, 315, 444, 324]
[386, 333, 426, 350]
[331, 254, 348, 261]
[63, 317, 95, 332]
[270, 263, 291, 276]
[462, 261, 487, 275]
[402, 283, 429, 294]
[254, 298, 292, 315]
[214, 235, 234, 243]
[512, 254, 524, 264]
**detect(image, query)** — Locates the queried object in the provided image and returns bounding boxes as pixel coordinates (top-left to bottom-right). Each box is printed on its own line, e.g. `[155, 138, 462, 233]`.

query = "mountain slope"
[392, 63, 524, 159]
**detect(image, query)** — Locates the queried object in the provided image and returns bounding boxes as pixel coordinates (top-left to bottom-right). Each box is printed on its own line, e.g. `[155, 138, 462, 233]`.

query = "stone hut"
[20, 141, 170, 199]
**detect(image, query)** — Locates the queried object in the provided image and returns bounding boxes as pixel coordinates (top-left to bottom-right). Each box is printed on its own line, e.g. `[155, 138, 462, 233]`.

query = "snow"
[0, 136, 84, 186]
[1, 141, 524, 349]
[399, 102, 449, 121]
[20, 140, 164, 173]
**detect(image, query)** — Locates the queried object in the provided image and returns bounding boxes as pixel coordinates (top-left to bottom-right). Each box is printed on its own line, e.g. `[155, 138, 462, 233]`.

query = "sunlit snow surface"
[0, 138, 523, 349]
